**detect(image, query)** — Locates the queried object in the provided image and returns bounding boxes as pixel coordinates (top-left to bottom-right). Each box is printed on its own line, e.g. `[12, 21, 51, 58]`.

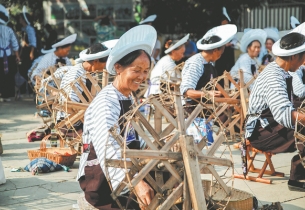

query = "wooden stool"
[234, 140, 285, 184]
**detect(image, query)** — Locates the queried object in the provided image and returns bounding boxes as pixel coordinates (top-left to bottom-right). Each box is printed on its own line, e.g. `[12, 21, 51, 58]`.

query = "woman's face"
[171, 45, 186, 61]
[91, 60, 106, 72]
[290, 53, 305, 72]
[211, 46, 225, 62]
[247, 41, 261, 58]
[56, 46, 71, 57]
[265, 39, 274, 51]
[115, 52, 150, 95]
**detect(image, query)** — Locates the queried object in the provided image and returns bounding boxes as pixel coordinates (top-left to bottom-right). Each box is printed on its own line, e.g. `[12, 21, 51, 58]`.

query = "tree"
[142, 0, 273, 36]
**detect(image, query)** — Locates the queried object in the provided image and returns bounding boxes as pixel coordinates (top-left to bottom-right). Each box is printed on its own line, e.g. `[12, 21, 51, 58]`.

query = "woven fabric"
[24, 157, 63, 174]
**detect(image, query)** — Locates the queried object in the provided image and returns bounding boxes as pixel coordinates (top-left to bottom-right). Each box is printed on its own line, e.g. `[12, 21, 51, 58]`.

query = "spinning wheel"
[53, 71, 102, 153]
[198, 70, 256, 141]
[104, 82, 234, 209]
[294, 100, 305, 167]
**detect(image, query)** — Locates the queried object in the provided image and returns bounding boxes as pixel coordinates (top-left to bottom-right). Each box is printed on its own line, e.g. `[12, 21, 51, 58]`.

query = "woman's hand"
[134, 180, 154, 209]
[207, 90, 222, 97]
[30, 51, 34, 60]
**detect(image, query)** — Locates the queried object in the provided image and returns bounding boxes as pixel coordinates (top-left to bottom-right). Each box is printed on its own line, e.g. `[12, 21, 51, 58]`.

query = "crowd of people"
[1, 3, 305, 210]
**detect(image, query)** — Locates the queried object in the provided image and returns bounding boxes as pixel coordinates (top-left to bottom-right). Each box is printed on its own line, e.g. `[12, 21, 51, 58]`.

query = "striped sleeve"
[180, 54, 204, 95]
[290, 67, 305, 98]
[26, 25, 37, 48]
[265, 72, 294, 128]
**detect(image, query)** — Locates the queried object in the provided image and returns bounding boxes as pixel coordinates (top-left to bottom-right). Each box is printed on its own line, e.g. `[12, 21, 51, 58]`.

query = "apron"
[247, 77, 296, 153]
[0, 45, 9, 74]
[186, 63, 218, 111]
[79, 99, 140, 209]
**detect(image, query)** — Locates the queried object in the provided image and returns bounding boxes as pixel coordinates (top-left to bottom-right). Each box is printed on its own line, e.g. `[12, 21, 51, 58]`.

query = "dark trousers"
[0, 56, 17, 98]
[20, 46, 34, 94]
[249, 118, 305, 181]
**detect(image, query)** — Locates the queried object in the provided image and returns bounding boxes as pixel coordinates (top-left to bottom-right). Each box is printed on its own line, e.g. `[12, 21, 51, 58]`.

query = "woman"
[31, 34, 77, 85]
[180, 24, 237, 101]
[0, 4, 20, 102]
[77, 25, 156, 209]
[245, 23, 305, 191]
[215, 7, 237, 85]
[57, 40, 118, 131]
[19, 6, 37, 94]
[261, 28, 280, 65]
[230, 29, 267, 90]
[146, 34, 189, 96]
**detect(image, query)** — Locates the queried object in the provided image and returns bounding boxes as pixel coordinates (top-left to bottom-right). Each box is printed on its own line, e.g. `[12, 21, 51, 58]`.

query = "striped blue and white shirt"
[31, 52, 71, 83]
[0, 24, 19, 57]
[180, 53, 211, 95]
[57, 64, 86, 120]
[245, 61, 295, 138]
[77, 84, 133, 190]
[289, 65, 305, 98]
[230, 53, 258, 90]
[147, 55, 177, 96]
[28, 56, 43, 79]
[22, 25, 36, 47]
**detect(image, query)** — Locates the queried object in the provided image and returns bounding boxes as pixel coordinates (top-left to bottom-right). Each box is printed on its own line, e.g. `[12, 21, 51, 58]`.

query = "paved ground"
[0, 98, 304, 210]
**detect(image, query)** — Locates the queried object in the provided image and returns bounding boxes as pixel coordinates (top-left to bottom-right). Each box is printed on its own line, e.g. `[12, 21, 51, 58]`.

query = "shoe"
[288, 179, 305, 191]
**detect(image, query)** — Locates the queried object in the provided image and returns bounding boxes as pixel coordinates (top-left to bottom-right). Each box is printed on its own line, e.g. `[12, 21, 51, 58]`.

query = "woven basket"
[202, 180, 253, 210]
[27, 134, 77, 166]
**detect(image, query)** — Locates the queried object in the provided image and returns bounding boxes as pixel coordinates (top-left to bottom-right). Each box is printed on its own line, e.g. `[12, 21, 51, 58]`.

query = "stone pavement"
[0, 98, 305, 210]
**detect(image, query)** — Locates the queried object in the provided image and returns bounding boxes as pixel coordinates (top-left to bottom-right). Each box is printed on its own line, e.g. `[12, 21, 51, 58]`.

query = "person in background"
[261, 28, 280, 66]
[146, 34, 189, 97]
[140, 14, 161, 63]
[0, 4, 20, 102]
[215, 7, 237, 86]
[180, 24, 237, 104]
[230, 29, 267, 91]
[93, 14, 117, 42]
[183, 34, 197, 61]
[27, 46, 55, 86]
[57, 40, 118, 131]
[19, 6, 37, 95]
[31, 33, 77, 85]
[45, 24, 58, 49]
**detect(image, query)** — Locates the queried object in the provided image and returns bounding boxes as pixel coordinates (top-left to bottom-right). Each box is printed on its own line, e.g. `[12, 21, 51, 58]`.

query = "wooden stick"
[78, 77, 93, 102]
[151, 98, 178, 128]
[180, 135, 207, 210]
[158, 182, 183, 210]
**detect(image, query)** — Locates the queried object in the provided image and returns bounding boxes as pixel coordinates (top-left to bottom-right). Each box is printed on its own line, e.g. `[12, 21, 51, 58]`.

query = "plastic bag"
[186, 118, 214, 145]
[15, 70, 26, 88]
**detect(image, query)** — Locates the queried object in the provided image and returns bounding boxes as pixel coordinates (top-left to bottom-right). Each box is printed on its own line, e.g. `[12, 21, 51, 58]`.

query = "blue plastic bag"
[186, 118, 214, 145]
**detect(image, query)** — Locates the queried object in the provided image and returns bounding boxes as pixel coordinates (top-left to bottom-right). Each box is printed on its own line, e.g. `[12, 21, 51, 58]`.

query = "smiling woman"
[77, 25, 157, 210]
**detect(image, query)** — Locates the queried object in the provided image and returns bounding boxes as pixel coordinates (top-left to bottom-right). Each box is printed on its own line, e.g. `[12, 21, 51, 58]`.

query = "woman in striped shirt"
[57, 40, 118, 131]
[180, 24, 237, 101]
[77, 25, 156, 209]
[245, 23, 305, 191]
[230, 29, 267, 90]
[146, 34, 189, 96]
[0, 5, 20, 101]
